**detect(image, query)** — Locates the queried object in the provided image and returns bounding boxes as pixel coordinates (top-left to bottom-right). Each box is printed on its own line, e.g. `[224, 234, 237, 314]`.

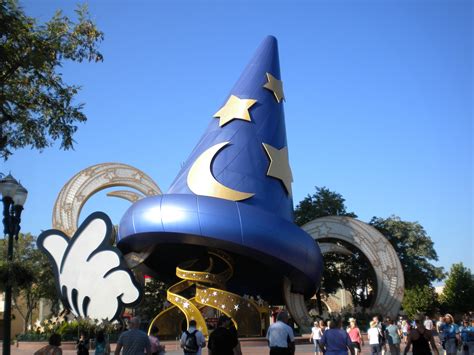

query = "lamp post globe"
[0, 173, 27, 355]
[12, 184, 28, 208]
[0, 174, 19, 199]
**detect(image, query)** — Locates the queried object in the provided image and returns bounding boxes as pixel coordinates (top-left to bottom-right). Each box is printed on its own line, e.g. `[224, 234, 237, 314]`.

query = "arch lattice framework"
[285, 216, 404, 332]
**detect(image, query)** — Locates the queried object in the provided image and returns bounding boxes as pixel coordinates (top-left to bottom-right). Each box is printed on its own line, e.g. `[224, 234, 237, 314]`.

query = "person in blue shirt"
[460, 319, 474, 355]
[442, 314, 460, 355]
[385, 318, 402, 355]
[266, 311, 295, 355]
[460, 320, 470, 341]
[319, 318, 355, 355]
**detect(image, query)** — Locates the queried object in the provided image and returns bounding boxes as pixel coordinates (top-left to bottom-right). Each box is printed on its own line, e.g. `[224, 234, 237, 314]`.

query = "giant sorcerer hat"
[118, 36, 323, 302]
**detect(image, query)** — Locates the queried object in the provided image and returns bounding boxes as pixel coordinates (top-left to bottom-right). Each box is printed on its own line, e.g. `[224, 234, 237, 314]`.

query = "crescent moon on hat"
[187, 142, 254, 201]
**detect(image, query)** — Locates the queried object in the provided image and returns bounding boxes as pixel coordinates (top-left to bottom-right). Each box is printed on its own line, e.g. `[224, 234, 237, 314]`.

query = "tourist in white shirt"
[310, 320, 325, 355]
[368, 320, 382, 355]
[424, 316, 434, 331]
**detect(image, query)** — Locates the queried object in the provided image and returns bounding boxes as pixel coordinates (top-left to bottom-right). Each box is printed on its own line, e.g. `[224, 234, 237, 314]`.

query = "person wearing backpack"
[180, 320, 206, 355]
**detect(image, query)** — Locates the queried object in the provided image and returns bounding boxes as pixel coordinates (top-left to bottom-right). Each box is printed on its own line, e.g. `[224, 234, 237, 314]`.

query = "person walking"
[442, 314, 460, 355]
[77, 332, 90, 355]
[34, 333, 63, 355]
[347, 318, 364, 355]
[385, 318, 402, 355]
[228, 322, 242, 355]
[368, 320, 382, 355]
[149, 326, 165, 355]
[180, 320, 206, 355]
[424, 316, 434, 331]
[115, 317, 152, 354]
[460, 319, 471, 355]
[266, 310, 295, 355]
[461, 318, 474, 355]
[401, 320, 410, 344]
[208, 315, 238, 355]
[319, 318, 354, 355]
[372, 316, 387, 355]
[94, 330, 111, 355]
[310, 320, 324, 355]
[436, 316, 446, 350]
[403, 318, 439, 355]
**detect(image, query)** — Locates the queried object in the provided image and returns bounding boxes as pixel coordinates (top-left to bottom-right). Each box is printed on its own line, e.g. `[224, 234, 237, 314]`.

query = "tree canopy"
[369, 216, 444, 288]
[133, 277, 168, 323]
[439, 263, 474, 315]
[401, 285, 438, 319]
[0, 0, 103, 159]
[294, 186, 357, 226]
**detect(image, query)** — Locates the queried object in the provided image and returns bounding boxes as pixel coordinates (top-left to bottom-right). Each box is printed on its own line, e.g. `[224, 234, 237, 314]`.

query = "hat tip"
[264, 35, 278, 44]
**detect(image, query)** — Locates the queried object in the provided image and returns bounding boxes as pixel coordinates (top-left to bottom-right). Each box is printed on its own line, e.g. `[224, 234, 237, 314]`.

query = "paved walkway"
[3, 339, 431, 355]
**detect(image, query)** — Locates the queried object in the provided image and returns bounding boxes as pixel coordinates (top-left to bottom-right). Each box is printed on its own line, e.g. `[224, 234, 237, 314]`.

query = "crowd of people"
[33, 317, 163, 355]
[307, 313, 474, 355]
[32, 312, 474, 355]
[32, 314, 239, 355]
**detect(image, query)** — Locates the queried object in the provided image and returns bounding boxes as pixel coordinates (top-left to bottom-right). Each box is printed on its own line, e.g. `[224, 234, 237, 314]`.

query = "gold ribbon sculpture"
[148, 250, 268, 338]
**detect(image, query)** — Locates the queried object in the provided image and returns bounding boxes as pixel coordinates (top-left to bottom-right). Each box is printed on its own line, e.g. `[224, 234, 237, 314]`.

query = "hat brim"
[118, 194, 323, 302]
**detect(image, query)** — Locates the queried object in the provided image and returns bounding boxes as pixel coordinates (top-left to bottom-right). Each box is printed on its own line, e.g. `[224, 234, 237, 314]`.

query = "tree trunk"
[20, 294, 36, 334]
[23, 309, 32, 333]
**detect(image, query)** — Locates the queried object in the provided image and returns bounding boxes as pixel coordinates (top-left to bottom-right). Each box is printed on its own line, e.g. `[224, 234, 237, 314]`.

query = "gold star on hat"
[263, 72, 285, 103]
[213, 95, 257, 127]
[262, 143, 293, 195]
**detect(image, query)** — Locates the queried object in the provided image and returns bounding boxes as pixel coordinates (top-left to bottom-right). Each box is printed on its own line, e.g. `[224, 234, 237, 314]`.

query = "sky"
[2, 0, 472, 278]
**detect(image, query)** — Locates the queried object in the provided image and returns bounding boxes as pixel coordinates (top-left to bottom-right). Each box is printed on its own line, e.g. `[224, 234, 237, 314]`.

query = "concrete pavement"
[4, 337, 428, 355]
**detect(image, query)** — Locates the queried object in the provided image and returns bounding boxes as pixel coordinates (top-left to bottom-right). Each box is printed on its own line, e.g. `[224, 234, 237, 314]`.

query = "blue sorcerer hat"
[118, 36, 322, 301]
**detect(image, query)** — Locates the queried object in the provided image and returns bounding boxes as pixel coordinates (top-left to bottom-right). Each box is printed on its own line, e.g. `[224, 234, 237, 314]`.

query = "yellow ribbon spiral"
[148, 250, 266, 338]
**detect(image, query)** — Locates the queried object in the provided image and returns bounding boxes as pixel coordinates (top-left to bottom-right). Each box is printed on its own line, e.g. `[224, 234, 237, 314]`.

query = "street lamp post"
[0, 174, 28, 355]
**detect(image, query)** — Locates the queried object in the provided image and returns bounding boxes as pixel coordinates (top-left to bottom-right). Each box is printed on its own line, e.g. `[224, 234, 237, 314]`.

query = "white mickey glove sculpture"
[37, 212, 141, 321]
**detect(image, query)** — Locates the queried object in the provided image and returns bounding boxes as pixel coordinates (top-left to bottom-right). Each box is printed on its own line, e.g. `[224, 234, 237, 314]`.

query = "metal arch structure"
[284, 216, 404, 332]
[52, 163, 162, 236]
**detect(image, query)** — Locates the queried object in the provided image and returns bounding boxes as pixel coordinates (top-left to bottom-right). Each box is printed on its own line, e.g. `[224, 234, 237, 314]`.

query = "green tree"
[294, 186, 363, 313]
[294, 186, 357, 226]
[439, 263, 474, 314]
[0, 233, 58, 333]
[401, 285, 438, 319]
[134, 278, 168, 323]
[0, 0, 103, 159]
[369, 216, 444, 288]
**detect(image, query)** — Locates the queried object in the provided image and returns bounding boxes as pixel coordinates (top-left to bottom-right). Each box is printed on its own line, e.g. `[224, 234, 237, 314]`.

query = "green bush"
[17, 317, 122, 342]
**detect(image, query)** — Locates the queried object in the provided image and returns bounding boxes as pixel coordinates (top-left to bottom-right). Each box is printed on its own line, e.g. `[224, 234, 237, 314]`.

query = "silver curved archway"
[52, 163, 162, 236]
[285, 216, 404, 332]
